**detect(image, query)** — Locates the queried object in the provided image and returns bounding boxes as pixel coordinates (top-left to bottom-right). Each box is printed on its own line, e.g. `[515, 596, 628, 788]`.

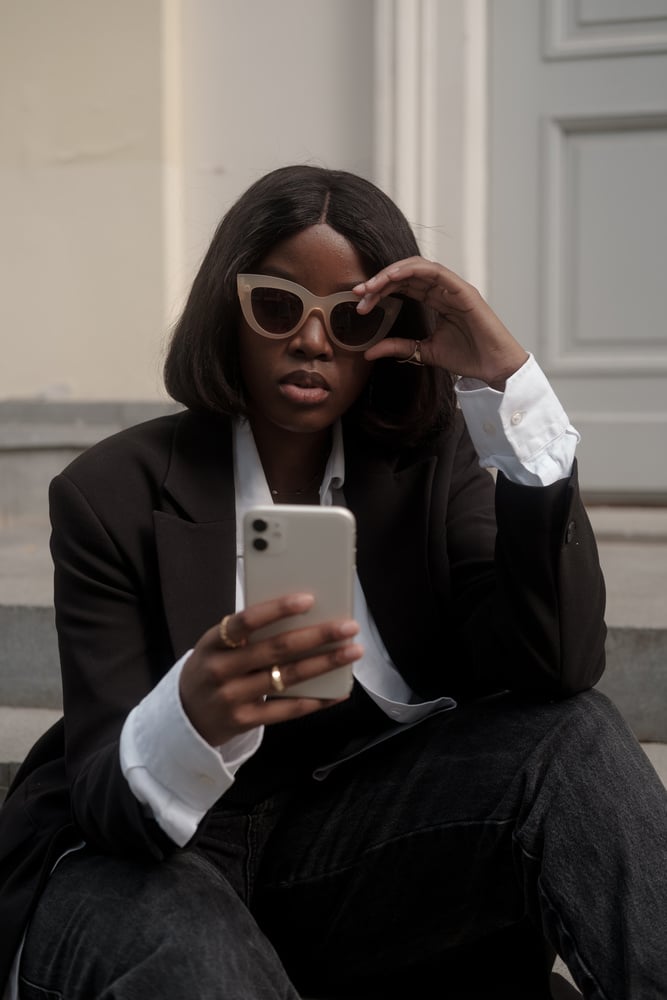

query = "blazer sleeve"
[443, 426, 606, 699]
[49, 471, 178, 860]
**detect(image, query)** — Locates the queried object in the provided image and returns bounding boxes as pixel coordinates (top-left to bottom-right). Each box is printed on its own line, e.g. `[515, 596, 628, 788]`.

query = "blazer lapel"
[154, 412, 237, 659]
[344, 434, 443, 693]
[152, 413, 446, 688]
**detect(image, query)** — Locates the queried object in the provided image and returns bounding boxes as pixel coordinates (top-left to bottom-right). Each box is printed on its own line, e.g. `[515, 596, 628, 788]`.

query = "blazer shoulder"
[52, 409, 231, 487]
[56, 412, 184, 485]
[49, 409, 234, 531]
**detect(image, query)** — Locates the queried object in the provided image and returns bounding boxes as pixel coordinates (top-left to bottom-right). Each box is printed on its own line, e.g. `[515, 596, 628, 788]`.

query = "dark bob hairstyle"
[164, 165, 456, 446]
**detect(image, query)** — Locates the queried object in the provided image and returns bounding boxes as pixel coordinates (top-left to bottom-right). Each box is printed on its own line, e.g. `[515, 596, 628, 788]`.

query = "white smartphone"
[242, 504, 357, 699]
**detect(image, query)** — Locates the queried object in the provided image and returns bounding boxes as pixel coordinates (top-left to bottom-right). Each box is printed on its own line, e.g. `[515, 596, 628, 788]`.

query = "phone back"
[242, 504, 356, 698]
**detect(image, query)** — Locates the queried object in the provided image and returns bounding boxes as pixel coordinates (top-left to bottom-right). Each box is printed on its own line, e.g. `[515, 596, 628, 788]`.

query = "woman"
[1, 165, 665, 999]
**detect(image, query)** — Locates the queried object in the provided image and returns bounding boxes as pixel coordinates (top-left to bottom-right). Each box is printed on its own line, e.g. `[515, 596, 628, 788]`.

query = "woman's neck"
[249, 418, 332, 501]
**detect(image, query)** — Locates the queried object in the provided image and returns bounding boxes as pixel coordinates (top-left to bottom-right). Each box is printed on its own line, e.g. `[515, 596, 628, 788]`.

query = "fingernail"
[338, 620, 359, 637]
[338, 642, 363, 662]
[287, 593, 315, 611]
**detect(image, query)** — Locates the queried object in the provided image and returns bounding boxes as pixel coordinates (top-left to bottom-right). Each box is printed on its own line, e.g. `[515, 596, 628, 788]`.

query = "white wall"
[1, 0, 473, 402]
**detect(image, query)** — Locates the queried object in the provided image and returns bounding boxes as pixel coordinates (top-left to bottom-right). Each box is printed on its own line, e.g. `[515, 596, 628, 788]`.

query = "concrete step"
[588, 506, 667, 631]
[0, 400, 181, 528]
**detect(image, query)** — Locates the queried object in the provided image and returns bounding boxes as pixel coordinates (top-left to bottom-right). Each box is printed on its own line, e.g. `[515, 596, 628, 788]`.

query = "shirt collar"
[232, 418, 346, 553]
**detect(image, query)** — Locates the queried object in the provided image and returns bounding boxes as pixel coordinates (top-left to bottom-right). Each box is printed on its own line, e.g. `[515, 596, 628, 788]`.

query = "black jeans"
[18, 691, 667, 999]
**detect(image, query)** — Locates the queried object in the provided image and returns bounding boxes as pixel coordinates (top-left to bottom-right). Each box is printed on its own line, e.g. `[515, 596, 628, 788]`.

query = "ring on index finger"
[397, 340, 424, 366]
[270, 665, 286, 694]
[219, 614, 246, 649]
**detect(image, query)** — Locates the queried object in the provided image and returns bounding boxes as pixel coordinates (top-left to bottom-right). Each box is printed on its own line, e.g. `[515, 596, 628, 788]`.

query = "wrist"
[484, 349, 530, 391]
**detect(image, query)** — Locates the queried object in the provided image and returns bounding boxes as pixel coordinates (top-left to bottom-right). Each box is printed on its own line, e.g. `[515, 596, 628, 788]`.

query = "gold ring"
[270, 665, 286, 694]
[219, 614, 245, 649]
[397, 340, 424, 366]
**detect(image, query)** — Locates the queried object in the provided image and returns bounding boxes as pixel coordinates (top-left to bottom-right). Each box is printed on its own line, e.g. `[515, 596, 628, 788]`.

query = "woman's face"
[237, 224, 374, 439]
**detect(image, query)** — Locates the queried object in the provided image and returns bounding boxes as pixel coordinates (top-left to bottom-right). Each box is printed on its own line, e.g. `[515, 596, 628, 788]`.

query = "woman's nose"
[289, 310, 334, 358]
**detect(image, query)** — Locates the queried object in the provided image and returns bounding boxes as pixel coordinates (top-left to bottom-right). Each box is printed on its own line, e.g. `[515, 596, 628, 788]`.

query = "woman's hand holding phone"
[179, 594, 362, 749]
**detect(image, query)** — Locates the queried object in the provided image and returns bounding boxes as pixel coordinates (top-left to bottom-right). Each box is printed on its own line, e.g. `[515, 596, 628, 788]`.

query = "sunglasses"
[237, 273, 403, 352]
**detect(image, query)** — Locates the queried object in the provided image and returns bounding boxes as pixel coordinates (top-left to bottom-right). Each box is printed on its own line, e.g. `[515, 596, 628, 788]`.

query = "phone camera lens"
[252, 537, 268, 552]
[252, 519, 268, 532]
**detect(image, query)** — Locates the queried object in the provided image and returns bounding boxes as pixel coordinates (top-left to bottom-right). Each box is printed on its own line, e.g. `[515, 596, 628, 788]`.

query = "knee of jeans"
[514, 688, 652, 835]
[22, 849, 263, 987]
[21, 851, 292, 998]
[545, 689, 639, 756]
[33, 849, 243, 952]
[118, 850, 248, 942]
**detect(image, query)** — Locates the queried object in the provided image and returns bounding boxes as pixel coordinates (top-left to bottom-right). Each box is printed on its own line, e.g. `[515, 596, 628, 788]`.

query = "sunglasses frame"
[236, 273, 402, 352]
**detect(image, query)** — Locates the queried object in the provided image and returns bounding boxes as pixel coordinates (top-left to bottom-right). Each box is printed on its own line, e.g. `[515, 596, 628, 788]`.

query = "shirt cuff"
[455, 353, 580, 486]
[362, 685, 456, 724]
[120, 651, 263, 846]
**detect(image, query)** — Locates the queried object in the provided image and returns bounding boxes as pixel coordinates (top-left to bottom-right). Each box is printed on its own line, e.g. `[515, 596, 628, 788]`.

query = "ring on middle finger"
[397, 339, 424, 366]
[270, 665, 286, 694]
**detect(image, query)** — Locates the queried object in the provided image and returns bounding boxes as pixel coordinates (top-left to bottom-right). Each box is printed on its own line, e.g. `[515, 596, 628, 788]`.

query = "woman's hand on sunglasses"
[179, 594, 362, 748]
[355, 257, 528, 390]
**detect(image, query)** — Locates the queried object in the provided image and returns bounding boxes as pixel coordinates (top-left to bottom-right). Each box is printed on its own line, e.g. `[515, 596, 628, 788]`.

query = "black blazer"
[0, 409, 606, 988]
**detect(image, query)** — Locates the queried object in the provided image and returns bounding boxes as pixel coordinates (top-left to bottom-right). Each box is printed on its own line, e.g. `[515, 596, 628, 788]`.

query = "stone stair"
[587, 505, 667, 742]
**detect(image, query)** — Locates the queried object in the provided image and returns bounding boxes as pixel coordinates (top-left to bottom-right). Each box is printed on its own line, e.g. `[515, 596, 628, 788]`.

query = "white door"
[488, 0, 667, 500]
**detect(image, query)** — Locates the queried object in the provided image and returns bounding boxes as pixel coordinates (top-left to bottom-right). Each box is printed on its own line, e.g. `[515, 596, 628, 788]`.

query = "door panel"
[488, 0, 667, 499]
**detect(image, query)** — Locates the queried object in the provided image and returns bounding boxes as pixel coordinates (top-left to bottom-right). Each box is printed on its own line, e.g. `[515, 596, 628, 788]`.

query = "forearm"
[490, 466, 606, 695]
[120, 651, 263, 847]
[445, 367, 606, 697]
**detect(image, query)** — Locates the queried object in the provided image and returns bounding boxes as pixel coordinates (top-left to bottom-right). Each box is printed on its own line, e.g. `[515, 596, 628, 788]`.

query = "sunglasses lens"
[250, 287, 303, 335]
[331, 301, 385, 348]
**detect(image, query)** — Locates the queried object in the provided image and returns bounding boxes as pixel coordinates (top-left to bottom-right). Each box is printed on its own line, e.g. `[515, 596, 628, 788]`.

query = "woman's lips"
[278, 370, 331, 405]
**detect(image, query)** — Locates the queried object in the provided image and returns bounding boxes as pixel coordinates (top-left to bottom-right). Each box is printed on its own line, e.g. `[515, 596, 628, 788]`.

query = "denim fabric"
[19, 691, 667, 1000]
[18, 849, 299, 1000]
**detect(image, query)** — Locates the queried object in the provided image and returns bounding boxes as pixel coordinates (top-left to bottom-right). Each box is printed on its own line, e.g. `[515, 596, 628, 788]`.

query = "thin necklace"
[268, 465, 325, 499]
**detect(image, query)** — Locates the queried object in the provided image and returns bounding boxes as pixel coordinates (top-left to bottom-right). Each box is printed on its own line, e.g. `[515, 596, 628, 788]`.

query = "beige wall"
[1, 0, 473, 402]
[0, 0, 165, 400]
